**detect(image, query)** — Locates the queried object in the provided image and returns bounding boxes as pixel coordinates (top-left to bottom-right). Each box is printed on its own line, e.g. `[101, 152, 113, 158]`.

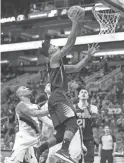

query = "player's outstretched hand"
[74, 9, 85, 22]
[68, 6, 85, 23]
[87, 43, 100, 56]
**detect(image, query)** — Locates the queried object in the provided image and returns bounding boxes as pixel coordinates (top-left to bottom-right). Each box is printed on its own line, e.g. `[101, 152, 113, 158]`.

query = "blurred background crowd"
[1, 61, 124, 155]
[1, 1, 124, 162]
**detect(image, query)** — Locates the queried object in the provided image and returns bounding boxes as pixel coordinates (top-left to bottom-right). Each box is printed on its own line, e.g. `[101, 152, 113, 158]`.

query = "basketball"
[68, 6, 85, 21]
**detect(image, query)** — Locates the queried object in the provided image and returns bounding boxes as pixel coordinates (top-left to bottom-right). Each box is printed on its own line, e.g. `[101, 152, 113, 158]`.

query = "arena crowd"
[1, 64, 124, 156]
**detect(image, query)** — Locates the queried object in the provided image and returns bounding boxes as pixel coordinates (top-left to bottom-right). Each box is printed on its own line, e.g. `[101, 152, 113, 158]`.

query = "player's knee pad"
[65, 117, 78, 134]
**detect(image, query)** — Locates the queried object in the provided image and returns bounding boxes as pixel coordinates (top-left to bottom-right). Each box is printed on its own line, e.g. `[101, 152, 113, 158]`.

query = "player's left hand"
[87, 43, 100, 56]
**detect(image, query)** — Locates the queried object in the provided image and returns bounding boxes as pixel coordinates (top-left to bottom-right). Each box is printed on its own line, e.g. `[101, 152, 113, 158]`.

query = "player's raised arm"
[51, 7, 85, 62]
[65, 43, 100, 73]
[51, 23, 79, 63]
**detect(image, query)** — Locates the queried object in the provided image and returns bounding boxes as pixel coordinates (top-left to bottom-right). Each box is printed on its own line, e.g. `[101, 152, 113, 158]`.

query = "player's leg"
[69, 129, 84, 163]
[46, 92, 78, 162]
[38, 123, 65, 154]
[50, 94, 78, 153]
[39, 116, 78, 163]
[4, 149, 26, 163]
[38, 118, 78, 162]
[83, 140, 94, 163]
[78, 156, 83, 163]
[46, 143, 65, 163]
[55, 117, 78, 163]
[78, 128, 87, 163]
[78, 127, 87, 155]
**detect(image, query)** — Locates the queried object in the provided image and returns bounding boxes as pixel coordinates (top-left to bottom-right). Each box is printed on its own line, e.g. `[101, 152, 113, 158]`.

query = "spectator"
[117, 115, 124, 130]
[30, 4, 40, 13]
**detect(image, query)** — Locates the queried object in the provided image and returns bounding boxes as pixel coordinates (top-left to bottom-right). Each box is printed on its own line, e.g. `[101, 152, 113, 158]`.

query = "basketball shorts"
[83, 139, 94, 163]
[48, 90, 75, 128]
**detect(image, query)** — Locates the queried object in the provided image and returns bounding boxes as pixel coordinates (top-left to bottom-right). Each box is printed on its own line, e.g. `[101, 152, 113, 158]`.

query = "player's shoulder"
[90, 104, 98, 114]
[15, 101, 24, 113]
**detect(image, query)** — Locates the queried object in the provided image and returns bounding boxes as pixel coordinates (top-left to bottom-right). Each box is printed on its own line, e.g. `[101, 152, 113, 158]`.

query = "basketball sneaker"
[55, 149, 76, 163]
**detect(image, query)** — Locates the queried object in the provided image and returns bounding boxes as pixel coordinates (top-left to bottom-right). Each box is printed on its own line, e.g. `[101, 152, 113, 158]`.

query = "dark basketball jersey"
[47, 60, 68, 92]
[75, 104, 93, 140]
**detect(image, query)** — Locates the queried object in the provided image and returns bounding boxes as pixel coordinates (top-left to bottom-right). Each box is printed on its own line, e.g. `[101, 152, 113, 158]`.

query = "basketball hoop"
[92, 5, 120, 34]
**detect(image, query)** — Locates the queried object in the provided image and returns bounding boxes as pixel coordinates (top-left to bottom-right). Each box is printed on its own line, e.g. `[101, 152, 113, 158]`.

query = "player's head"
[41, 33, 60, 58]
[16, 86, 32, 99]
[77, 87, 89, 100]
[44, 82, 51, 95]
[48, 44, 60, 57]
[104, 125, 110, 134]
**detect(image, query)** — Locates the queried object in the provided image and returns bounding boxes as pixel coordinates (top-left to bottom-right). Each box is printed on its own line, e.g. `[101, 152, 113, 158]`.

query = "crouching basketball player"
[4, 86, 49, 163]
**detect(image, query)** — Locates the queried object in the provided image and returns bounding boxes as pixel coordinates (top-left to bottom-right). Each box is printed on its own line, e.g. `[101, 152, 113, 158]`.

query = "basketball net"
[92, 5, 120, 34]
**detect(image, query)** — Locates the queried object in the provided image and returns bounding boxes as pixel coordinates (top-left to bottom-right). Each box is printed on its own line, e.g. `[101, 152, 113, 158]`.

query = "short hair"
[16, 87, 22, 98]
[104, 125, 110, 128]
[76, 86, 87, 95]
[16, 86, 25, 98]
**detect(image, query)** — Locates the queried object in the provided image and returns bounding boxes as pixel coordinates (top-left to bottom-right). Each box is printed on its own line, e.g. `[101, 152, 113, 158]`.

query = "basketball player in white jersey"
[4, 86, 49, 163]
[74, 87, 98, 163]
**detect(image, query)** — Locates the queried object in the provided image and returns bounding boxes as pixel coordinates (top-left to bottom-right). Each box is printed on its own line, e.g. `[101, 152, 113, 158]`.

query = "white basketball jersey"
[16, 101, 40, 135]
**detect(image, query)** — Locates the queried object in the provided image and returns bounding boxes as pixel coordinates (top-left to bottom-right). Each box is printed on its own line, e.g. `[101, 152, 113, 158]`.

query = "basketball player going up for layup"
[37, 11, 99, 163]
